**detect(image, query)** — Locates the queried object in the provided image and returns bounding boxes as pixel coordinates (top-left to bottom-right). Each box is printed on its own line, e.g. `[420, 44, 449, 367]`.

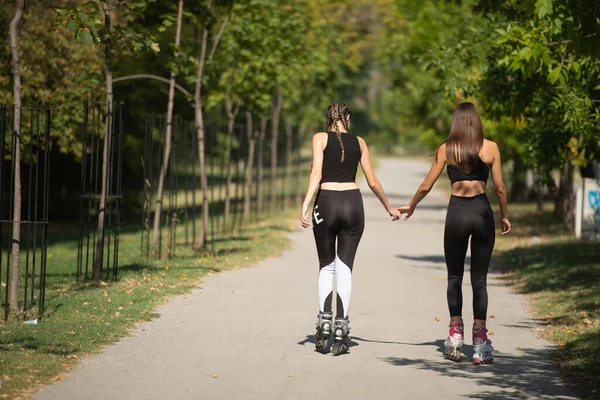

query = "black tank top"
[320, 131, 361, 183]
[447, 158, 490, 184]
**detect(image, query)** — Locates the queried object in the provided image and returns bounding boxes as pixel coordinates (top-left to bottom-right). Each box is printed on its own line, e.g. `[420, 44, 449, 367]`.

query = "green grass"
[0, 211, 297, 400]
[494, 203, 600, 399]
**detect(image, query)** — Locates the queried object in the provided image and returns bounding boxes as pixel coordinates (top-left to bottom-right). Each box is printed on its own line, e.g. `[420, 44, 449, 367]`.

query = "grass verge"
[0, 211, 296, 399]
[494, 203, 600, 399]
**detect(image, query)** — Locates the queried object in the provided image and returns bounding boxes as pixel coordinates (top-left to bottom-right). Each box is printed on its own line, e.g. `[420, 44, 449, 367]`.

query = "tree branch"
[113, 74, 193, 100]
[546, 33, 597, 46]
[208, 14, 229, 61]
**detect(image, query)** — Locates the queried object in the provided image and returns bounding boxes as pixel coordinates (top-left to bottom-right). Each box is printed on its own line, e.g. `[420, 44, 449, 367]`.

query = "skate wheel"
[315, 339, 329, 354]
[444, 347, 461, 362]
[331, 342, 347, 356]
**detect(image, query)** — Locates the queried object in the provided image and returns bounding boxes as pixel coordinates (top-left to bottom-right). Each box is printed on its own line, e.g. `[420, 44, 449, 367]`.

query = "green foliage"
[0, 1, 103, 157]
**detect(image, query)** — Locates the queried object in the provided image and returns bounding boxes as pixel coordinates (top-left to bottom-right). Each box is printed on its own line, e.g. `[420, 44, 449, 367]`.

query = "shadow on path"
[383, 347, 568, 399]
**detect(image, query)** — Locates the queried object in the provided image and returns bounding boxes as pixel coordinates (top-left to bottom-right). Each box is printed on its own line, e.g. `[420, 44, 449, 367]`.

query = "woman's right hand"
[301, 203, 311, 229]
[387, 206, 401, 221]
[501, 217, 511, 234]
[397, 205, 415, 221]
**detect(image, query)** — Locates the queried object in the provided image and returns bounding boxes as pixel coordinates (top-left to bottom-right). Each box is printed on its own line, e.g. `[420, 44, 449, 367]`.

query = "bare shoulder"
[481, 139, 499, 163]
[482, 138, 499, 150]
[356, 136, 367, 146]
[313, 131, 328, 143]
[436, 143, 447, 161]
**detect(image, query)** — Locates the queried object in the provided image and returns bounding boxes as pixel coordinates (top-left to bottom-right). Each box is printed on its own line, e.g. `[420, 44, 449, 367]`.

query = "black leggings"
[313, 189, 364, 319]
[444, 193, 495, 321]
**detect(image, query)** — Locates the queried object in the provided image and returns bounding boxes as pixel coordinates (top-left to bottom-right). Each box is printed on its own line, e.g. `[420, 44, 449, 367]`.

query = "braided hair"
[325, 102, 351, 162]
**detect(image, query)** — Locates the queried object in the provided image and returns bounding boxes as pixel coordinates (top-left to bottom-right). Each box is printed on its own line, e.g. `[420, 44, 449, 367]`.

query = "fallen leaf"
[2, 375, 10, 382]
[594, 320, 599, 327]
[488, 331, 495, 335]
[118, 306, 124, 310]
[288, 374, 294, 378]
[67, 355, 78, 359]
[231, 291, 235, 294]
[584, 318, 592, 326]
[516, 346, 521, 350]
[61, 363, 71, 368]
[212, 374, 218, 379]
[434, 317, 439, 322]
[489, 315, 495, 319]
[515, 389, 520, 393]
[114, 312, 120, 318]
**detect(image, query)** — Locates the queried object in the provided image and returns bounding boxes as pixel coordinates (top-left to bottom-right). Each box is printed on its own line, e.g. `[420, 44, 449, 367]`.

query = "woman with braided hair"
[300, 102, 401, 356]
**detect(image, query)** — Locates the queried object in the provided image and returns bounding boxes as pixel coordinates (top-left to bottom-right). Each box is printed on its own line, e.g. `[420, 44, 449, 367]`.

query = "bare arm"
[398, 145, 446, 219]
[359, 137, 399, 218]
[300, 133, 326, 227]
[490, 142, 511, 234]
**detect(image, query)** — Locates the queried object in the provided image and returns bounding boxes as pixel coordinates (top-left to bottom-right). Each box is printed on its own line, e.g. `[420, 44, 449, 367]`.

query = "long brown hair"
[325, 102, 351, 162]
[441, 102, 484, 173]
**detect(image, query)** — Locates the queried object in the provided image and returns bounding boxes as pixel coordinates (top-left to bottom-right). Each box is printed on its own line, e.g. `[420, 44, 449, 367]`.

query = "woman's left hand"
[301, 203, 311, 228]
[397, 204, 415, 220]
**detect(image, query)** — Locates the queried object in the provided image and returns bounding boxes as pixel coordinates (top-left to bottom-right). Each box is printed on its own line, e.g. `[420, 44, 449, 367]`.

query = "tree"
[152, 0, 184, 252]
[487, 0, 600, 221]
[56, 0, 159, 278]
[269, 84, 283, 211]
[191, 0, 230, 248]
[93, 0, 114, 281]
[8, 0, 25, 317]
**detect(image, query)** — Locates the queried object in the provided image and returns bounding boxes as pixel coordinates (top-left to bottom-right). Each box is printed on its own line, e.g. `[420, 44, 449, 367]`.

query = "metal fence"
[0, 105, 51, 320]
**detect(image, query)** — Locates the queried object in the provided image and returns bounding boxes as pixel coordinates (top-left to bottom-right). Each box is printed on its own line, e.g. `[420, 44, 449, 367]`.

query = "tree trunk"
[533, 174, 544, 213]
[510, 154, 529, 203]
[284, 118, 293, 209]
[243, 112, 256, 221]
[270, 85, 283, 211]
[152, 0, 184, 252]
[224, 96, 240, 228]
[193, 5, 210, 249]
[295, 123, 306, 208]
[257, 117, 267, 216]
[8, 0, 25, 317]
[192, 0, 228, 248]
[93, 1, 113, 281]
[554, 160, 575, 226]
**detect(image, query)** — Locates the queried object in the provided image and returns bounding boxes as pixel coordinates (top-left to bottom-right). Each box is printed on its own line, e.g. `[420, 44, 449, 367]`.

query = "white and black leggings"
[312, 189, 364, 319]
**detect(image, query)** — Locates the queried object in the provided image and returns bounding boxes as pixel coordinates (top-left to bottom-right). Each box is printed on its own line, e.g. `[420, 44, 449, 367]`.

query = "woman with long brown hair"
[301, 101, 400, 356]
[398, 102, 511, 364]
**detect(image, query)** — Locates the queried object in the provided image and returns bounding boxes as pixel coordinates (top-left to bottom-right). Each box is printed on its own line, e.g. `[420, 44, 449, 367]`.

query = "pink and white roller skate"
[444, 320, 464, 362]
[472, 325, 494, 365]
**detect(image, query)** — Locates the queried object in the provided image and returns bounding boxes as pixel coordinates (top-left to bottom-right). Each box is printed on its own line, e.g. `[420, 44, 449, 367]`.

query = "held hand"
[387, 206, 401, 221]
[501, 217, 511, 235]
[397, 205, 415, 221]
[301, 203, 311, 229]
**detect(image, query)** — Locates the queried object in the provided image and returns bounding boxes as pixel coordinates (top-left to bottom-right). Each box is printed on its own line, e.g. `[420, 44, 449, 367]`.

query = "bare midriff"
[320, 182, 359, 191]
[451, 180, 486, 197]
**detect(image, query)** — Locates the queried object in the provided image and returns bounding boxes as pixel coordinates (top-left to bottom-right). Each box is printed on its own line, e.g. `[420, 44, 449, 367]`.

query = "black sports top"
[320, 131, 361, 183]
[447, 158, 490, 184]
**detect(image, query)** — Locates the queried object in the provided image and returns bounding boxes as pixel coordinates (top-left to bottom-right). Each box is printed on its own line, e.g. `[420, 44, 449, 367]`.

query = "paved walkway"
[38, 158, 576, 400]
